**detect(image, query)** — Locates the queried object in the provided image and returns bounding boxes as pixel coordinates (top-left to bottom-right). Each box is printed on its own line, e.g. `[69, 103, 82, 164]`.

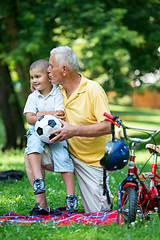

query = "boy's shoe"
[29, 203, 51, 216]
[66, 195, 78, 214]
[33, 178, 45, 195]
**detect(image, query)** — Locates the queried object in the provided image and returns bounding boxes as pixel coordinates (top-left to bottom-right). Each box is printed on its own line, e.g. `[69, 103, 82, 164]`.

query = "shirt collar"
[36, 84, 56, 98]
[61, 74, 88, 97]
[77, 74, 88, 93]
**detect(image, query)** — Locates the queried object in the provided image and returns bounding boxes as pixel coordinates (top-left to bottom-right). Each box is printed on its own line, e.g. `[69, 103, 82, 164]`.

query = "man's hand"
[49, 120, 111, 143]
[49, 120, 75, 143]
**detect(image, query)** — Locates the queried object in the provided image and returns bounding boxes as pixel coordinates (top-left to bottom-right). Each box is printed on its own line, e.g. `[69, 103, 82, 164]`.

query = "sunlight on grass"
[110, 104, 160, 144]
[0, 150, 25, 171]
[110, 104, 160, 129]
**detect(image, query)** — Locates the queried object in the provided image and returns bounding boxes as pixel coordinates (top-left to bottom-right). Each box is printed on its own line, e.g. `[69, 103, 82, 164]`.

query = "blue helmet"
[100, 139, 129, 171]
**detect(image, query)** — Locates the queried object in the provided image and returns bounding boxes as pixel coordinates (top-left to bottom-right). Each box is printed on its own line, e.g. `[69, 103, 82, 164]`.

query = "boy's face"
[30, 68, 52, 94]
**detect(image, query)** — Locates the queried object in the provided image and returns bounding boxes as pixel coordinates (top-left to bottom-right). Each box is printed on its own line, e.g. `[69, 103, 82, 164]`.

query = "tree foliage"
[0, 0, 160, 149]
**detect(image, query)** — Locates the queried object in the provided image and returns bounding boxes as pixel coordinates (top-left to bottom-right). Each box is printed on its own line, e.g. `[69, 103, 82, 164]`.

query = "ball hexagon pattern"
[35, 115, 62, 143]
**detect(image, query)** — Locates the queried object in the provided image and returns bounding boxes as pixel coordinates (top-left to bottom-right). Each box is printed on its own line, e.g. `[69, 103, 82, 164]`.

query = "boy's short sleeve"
[23, 93, 37, 115]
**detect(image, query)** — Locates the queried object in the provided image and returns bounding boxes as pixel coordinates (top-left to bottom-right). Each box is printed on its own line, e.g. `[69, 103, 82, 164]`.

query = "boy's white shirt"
[23, 84, 64, 130]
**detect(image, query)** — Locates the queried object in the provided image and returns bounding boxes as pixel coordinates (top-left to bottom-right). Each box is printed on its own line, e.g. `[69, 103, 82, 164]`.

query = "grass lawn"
[0, 104, 160, 239]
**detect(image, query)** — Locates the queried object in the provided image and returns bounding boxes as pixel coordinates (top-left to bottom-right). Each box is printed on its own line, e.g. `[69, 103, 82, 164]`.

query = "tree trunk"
[0, 61, 26, 151]
[3, 2, 31, 101]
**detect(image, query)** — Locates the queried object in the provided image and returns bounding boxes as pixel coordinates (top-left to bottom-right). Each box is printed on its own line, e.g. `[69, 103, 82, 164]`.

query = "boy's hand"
[30, 84, 36, 92]
[54, 111, 65, 120]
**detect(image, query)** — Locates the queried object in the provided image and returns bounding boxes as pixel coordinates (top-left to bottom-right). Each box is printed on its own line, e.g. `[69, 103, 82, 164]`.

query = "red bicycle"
[103, 112, 160, 225]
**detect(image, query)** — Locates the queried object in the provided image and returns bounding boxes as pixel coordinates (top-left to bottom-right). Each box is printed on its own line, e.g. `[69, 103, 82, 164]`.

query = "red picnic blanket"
[0, 209, 117, 226]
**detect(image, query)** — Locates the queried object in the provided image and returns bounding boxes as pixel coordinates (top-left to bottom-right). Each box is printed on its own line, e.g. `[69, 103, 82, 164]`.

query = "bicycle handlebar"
[104, 112, 114, 120]
[104, 112, 121, 127]
[104, 112, 160, 144]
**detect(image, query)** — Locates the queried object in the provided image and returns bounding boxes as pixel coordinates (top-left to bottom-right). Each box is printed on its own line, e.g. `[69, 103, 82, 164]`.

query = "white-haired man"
[25, 46, 113, 214]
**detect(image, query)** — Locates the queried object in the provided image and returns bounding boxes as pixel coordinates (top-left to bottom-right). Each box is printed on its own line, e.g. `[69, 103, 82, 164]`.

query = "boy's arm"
[26, 110, 65, 125]
[26, 112, 40, 125]
[36, 110, 65, 120]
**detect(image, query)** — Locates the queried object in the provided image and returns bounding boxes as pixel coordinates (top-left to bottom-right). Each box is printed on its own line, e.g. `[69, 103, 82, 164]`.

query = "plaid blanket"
[0, 208, 117, 226]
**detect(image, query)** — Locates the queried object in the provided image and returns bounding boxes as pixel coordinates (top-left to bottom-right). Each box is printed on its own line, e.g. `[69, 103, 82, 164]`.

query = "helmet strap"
[103, 169, 111, 205]
[111, 123, 115, 141]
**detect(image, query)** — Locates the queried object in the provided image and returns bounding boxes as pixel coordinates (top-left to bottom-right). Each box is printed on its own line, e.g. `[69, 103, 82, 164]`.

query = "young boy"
[24, 59, 78, 214]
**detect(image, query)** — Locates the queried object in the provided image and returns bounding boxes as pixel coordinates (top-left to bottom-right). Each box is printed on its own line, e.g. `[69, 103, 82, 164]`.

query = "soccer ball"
[35, 115, 62, 143]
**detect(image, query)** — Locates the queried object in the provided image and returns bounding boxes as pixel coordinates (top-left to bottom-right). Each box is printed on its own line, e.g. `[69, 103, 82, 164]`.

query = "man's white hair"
[50, 46, 79, 71]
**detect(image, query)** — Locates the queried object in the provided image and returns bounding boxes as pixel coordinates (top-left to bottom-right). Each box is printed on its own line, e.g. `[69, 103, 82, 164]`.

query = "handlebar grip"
[103, 112, 114, 120]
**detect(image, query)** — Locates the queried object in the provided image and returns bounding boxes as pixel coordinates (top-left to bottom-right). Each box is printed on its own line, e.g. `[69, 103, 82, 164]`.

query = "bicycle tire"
[157, 200, 160, 218]
[117, 187, 137, 225]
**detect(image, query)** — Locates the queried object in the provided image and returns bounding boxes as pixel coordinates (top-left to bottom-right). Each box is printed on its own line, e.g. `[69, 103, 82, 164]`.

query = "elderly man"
[25, 46, 113, 215]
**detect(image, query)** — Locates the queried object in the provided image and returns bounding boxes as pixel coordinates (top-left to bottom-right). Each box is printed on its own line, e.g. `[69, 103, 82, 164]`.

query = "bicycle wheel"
[157, 200, 160, 218]
[117, 187, 137, 225]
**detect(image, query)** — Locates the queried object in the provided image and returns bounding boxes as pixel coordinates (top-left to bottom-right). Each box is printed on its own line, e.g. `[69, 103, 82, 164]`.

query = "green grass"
[0, 105, 160, 239]
[110, 103, 160, 129]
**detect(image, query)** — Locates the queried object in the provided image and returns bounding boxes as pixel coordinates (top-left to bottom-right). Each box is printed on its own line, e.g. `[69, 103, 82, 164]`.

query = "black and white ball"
[35, 115, 62, 143]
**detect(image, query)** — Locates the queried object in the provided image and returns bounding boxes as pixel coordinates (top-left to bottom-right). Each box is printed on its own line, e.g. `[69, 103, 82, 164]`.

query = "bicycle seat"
[146, 144, 160, 156]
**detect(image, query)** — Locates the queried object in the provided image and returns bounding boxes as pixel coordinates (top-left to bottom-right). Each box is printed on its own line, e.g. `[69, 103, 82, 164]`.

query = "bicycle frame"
[103, 112, 160, 223]
[119, 143, 160, 211]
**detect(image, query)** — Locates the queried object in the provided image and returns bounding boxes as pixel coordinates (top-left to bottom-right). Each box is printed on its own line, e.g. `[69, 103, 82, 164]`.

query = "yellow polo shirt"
[60, 75, 111, 167]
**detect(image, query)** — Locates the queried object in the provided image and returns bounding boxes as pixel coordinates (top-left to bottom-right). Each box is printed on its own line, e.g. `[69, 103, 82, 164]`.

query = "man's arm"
[49, 120, 111, 143]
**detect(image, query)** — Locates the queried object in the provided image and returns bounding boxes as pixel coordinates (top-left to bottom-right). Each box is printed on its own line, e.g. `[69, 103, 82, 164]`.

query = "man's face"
[48, 53, 63, 85]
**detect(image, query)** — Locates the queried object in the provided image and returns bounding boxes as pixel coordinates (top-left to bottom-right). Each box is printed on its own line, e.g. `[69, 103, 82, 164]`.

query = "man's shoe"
[33, 178, 45, 195]
[66, 195, 78, 214]
[29, 203, 51, 216]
